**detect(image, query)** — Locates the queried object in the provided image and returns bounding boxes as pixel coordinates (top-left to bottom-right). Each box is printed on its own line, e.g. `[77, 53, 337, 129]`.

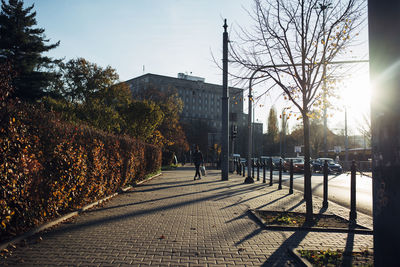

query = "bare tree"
[230, 0, 366, 220]
[357, 111, 371, 147]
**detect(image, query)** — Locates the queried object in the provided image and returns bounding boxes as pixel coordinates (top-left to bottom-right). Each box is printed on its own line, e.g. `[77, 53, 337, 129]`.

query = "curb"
[288, 247, 374, 266]
[249, 209, 373, 234]
[235, 172, 373, 228]
[288, 248, 313, 267]
[0, 172, 162, 252]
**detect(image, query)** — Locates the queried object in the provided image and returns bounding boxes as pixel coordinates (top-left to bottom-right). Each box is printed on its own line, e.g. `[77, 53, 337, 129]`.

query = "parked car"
[271, 156, 283, 170]
[283, 158, 305, 173]
[231, 153, 241, 161]
[251, 158, 260, 167]
[260, 156, 274, 169]
[312, 158, 343, 174]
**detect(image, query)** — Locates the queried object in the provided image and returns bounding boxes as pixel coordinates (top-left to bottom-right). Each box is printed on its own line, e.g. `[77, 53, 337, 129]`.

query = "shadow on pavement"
[233, 210, 265, 246]
[221, 189, 281, 210]
[228, 208, 310, 266]
[133, 179, 219, 193]
[212, 183, 271, 201]
[261, 230, 309, 266]
[85, 180, 243, 214]
[343, 230, 355, 266]
[41, 178, 279, 239]
[256, 193, 293, 210]
[286, 197, 305, 212]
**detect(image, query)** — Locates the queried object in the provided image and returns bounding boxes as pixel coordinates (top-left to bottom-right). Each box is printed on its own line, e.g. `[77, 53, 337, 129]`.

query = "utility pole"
[280, 108, 288, 158]
[369, 0, 400, 264]
[321, 1, 332, 158]
[244, 69, 261, 184]
[221, 19, 229, 181]
[345, 106, 349, 166]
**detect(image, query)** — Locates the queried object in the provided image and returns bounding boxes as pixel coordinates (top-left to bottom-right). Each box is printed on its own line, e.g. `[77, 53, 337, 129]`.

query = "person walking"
[192, 145, 203, 180]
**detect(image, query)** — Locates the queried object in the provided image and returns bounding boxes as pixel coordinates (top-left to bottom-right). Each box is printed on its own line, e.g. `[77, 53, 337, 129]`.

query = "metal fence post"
[242, 162, 245, 177]
[289, 159, 293, 194]
[323, 160, 329, 208]
[269, 158, 273, 186]
[278, 159, 282, 190]
[257, 161, 260, 181]
[252, 159, 255, 178]
[263, 162, 266, 183]
[235, 160, 239, 175]
[350, 160, 357, 223]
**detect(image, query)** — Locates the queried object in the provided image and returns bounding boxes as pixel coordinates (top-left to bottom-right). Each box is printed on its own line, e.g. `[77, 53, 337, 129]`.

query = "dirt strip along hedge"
[0, 103, 161, 242]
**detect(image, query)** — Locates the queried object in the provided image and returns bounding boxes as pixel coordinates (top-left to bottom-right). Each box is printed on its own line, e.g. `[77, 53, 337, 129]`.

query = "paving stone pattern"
[1, 166, 373, 266]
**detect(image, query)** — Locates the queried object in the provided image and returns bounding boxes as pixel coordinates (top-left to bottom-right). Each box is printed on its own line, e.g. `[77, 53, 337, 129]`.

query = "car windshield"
[272, 158, 281, 163]
[319, 159, 335, 164]
[293, 158, 303, 163]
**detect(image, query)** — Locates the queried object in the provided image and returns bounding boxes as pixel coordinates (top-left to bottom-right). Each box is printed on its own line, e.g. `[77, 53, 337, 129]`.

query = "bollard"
[289, 159, 293, 194]
[257, 161, 260, 181]
[278, 159, 282, 190]
[239, 162, 242, 175]
[252, 160, 255, 178]
[323, 160, 329, 208]
[349, 160, 357, 223]
[263, 162, 266, 183]
[269, 158, 273, 186]
[242, 162, 246, 177]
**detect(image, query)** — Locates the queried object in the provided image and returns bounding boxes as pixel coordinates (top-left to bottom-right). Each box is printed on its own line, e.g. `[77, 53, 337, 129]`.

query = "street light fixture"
[280, 107, 290, 158]
[319, 1, 333, 157]
[244, 67, 266, 184]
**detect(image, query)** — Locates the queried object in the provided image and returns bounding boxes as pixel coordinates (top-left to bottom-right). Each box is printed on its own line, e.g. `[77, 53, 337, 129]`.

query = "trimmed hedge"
[0, 103, 161, 241]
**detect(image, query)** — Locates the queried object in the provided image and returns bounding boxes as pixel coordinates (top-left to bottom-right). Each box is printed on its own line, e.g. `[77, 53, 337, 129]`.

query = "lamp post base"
[244, 176, 254, 184]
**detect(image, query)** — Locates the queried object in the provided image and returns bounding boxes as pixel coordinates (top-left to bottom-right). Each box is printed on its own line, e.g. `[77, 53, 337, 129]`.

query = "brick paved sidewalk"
[1, 166, 373, 266]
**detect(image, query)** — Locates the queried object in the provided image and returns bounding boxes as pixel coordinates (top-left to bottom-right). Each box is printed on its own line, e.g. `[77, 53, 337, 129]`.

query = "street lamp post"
[345, 106, 349, 168]
[221, 19, 229, 181]
[321, 1, 332, 158]
[244, 70, 257, 184]
[280, 108, 289, 158]
[244, 68, 266, 183]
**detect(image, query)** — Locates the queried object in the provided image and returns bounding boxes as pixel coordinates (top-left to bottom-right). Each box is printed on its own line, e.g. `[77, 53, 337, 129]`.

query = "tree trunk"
[303, 113, 313, 221]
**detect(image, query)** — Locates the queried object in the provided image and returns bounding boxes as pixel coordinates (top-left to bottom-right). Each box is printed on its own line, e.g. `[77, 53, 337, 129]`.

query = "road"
[245, 168, 373, 216]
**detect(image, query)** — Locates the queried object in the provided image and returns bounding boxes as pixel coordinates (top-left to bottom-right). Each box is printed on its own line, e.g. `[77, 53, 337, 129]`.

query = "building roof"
[125, 73, 244, 92]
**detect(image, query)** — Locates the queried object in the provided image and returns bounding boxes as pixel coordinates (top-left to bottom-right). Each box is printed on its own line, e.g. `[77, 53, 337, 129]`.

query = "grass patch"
[161, 164, 178, 171]
[143, 169, 161, 179]
[298, 248, 373, 266]
[255, 210, 366, 229]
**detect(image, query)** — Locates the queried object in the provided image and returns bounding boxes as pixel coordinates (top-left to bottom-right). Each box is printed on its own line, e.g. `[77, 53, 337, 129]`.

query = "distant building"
[125, 73, 263, 157]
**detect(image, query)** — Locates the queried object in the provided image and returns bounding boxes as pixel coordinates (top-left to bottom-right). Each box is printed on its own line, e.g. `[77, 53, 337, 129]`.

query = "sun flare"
[341, 73, 371, 109]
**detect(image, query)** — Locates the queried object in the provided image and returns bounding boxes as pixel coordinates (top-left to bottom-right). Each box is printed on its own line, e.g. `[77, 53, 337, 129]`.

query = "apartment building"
[125, 73, 263, 156]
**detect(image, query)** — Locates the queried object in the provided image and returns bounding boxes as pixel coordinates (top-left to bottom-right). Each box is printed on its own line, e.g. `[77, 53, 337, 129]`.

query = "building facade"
[125, 73, 262, 157]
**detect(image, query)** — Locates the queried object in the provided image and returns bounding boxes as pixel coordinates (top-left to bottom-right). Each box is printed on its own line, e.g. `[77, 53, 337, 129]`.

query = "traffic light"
[231, 125, 238, 138]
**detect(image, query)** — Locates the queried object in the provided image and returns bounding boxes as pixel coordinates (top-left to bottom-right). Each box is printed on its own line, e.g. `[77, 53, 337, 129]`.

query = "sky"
[24, 0, 370, 137]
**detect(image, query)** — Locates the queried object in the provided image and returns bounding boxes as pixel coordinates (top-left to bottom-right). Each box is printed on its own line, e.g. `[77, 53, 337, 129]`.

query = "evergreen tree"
[267, 106, 279, 141]
[263, 107, 279, 155]
[0, 0, 59, 100]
